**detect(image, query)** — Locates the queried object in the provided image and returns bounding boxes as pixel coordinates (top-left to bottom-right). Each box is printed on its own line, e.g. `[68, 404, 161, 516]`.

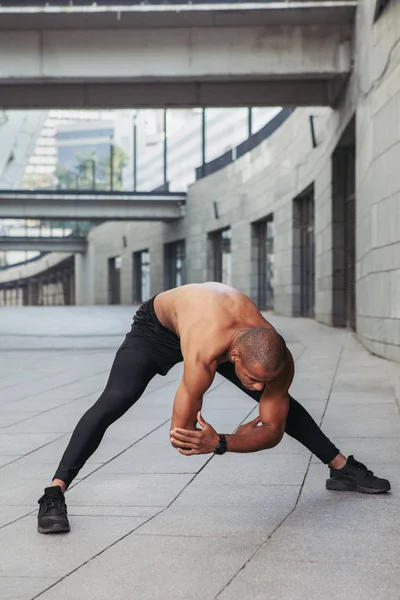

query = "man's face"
[234, 358, 281, 392]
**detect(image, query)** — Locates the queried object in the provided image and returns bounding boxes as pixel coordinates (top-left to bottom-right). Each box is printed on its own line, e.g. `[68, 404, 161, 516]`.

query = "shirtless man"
[37, 283, 390, 534]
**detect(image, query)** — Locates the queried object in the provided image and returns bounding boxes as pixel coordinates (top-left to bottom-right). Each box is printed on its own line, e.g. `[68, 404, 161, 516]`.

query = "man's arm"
[170, 358, 217, 432]
[224, 348, 294, 452]
[171, 349, 294, 454]
[170, 392, 289, 455]
[224, 392, 289, 452]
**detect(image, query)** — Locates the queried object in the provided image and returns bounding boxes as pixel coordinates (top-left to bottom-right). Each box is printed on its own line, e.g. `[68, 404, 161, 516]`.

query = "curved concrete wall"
[1, 0, 400, 363]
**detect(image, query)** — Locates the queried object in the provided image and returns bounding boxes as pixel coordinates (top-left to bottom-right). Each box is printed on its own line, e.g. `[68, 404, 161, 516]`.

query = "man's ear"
[230, 349, 240, 363]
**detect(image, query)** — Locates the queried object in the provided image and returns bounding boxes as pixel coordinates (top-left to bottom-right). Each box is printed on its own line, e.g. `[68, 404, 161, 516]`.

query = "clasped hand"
[170, 412, 220, 455]
[170, 413, 262, 455]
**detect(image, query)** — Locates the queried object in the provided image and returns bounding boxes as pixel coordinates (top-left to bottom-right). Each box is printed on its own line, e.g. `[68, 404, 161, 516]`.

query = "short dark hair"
[238, 328, 287, 372]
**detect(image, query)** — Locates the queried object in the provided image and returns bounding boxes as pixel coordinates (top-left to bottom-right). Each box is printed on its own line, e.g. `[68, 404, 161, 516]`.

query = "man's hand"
[170, 412, 220, 455]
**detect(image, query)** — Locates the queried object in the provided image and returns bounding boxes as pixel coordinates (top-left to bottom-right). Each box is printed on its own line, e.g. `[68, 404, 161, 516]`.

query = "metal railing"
[195, 108, 294, 180]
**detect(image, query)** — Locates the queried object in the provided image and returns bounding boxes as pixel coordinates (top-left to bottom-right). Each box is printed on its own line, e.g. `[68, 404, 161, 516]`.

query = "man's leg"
[37, 345, 159, 533]
[216, 362, 391, 493]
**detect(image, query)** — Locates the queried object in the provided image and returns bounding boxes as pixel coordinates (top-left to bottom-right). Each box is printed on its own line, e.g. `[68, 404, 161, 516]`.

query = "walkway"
[0, 307, 399, 600]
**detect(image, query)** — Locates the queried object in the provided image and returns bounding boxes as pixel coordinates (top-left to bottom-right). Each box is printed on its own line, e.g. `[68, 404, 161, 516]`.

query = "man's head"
[229, 328, 287, 391]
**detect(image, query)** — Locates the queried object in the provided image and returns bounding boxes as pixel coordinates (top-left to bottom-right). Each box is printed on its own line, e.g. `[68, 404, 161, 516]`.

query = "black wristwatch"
[214, 434, 227, 455]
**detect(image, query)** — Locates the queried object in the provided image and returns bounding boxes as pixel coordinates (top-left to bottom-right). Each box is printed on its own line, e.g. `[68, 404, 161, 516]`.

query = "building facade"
[0, 0, 399, 364]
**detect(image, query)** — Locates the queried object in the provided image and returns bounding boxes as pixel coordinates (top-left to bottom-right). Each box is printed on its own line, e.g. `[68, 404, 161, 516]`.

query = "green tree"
[55, 146, 128, 191]
[101, 145, 128, 191]
[55, 165, 76, 189]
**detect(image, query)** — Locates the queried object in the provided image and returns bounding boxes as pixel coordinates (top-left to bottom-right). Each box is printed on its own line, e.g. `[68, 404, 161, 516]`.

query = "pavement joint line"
[31, 447, 218, 598]
[66, 418, 173, 492]
[0, 365, 181, 418]
[2, 337, 366, 597]
[0, 390, 104, 432]
[0, 509, 37, 531]
[214, 339, 346, 598]
[0, 432, 70, 472]
[0, 356, 100, 389]
[29, 509, 168, 600]
[316, 335, 347, 431]
[0, 376, 173, 435]
[29, 404, 259, 598]
[0, 368, 111, 409]
[0, 364, 78, 392]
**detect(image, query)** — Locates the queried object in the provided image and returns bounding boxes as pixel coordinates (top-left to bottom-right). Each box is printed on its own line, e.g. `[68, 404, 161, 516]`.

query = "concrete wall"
[86, 0, 400, 361]
[355, 0, 400, 362]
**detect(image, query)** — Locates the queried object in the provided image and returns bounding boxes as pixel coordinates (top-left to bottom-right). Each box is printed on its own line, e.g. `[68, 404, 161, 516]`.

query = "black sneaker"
[326, 455, 391, 494]
[37, 486, 70, 534]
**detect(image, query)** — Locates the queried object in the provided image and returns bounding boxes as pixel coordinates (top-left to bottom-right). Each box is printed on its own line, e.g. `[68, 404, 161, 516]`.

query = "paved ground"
[0, 306, 400, 600]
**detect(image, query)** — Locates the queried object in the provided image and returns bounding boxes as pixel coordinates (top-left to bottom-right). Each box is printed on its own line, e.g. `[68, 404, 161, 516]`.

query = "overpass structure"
[0, 235, 87, 253]
[0, 190, 186, 221]
[0, 1, 358, 108]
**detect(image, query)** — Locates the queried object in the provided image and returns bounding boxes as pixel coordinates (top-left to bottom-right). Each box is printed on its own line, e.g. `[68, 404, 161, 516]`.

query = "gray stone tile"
[0, 307, 399, 600]
[199, 407, 255, 426]
[0, 454, 22, 467]
[219, 562, 400, 600]
[201, 395, 255, 409]
[35, 536, 260, 600]
[311, 437, 400, 463]
[248, 518, 400, 566]
[1, 459, 104, 483]
[0, 515, 148, 577]
[3, 411, 91, 434]
[67, 505, 163, 517]
[174, 482, 300, 508]
[100, 441, 210, 474]
[324, 402, 398, 420]
[137, 501, 296, 542]
[0, 506, 34, 528]
[66, 473, 193, 506]
[0, 433, 65, 455]
[322, 415, 400, 438]
[191, 453, 310, 486]
[29, 435, 141, 464]
[328, 390, 397, 405]
[0, 577, 59, 600]
[0, 411, 41, 428]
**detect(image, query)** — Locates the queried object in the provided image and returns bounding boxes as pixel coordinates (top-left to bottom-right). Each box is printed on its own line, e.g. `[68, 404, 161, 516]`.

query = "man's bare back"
[155, 282, 272, 364]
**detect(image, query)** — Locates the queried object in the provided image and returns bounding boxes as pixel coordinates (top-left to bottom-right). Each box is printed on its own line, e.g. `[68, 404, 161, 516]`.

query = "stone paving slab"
[217, 563, 400, 600]
[0, 307, 399, 600]
[0, 515, 148, 578]
[0, 578, 59, 600]
[35, 536, 261, 600]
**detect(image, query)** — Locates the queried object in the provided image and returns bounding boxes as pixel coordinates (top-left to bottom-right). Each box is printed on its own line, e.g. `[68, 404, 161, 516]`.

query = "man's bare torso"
[154, 282, 271, 363]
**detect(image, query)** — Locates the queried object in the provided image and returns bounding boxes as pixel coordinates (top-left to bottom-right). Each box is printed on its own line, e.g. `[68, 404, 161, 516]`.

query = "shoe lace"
[42, 495, 64, 511]
[350, 457, 374, 477]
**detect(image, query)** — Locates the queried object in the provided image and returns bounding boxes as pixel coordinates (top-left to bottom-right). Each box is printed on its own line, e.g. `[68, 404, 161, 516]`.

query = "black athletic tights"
[54, 299, 339, 487]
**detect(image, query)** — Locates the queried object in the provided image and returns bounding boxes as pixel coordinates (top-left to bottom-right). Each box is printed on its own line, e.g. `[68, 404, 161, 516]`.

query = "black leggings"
[54, 300, 339, 487]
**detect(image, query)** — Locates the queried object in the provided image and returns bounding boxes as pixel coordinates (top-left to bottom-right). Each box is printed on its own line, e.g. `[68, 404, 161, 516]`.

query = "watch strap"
[214, 434, 227, 455]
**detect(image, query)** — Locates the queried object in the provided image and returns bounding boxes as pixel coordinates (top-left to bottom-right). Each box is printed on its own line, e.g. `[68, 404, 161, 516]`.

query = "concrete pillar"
[22, 285, 29, 306]
[74, 248, 95, 306]
[28, 280, 39, 305]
